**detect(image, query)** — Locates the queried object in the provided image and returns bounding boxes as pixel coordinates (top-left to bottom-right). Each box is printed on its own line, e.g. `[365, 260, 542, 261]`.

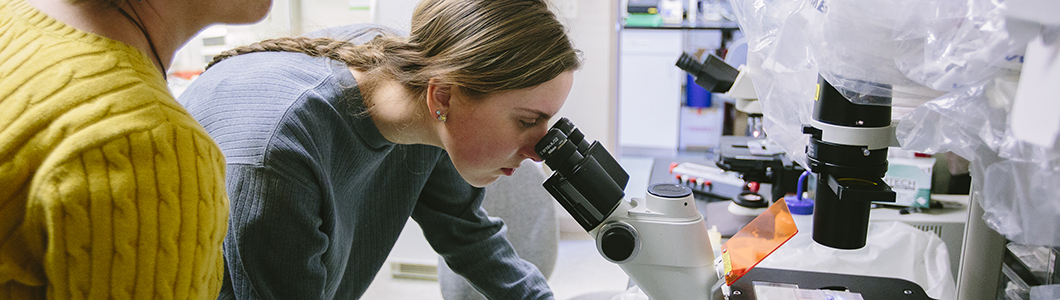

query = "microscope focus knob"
[598, 222, 638, 263]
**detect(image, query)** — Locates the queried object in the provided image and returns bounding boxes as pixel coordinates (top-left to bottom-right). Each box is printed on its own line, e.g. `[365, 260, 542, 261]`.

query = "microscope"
[801, 75, 898, 249]
[535, 118, 932, 299]
[535, 118, 718, 300]
[676, 52, 806, 204]
[677, 51, 898, 249]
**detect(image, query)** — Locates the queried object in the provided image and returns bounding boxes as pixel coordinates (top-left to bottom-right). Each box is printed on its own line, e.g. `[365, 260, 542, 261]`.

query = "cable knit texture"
[0, 0, 229, 298]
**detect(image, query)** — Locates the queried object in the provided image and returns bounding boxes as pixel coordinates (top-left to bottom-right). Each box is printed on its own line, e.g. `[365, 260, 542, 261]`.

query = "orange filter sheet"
[719, 198, 799, 286]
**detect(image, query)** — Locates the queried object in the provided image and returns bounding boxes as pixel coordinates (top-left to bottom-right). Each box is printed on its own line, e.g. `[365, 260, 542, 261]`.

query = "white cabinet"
[618, 29, 685, 150]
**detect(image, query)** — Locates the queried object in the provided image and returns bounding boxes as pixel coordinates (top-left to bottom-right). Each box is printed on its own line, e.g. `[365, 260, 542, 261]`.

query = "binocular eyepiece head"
[533, 118, 631, 231]
[536, 117, 587, 159]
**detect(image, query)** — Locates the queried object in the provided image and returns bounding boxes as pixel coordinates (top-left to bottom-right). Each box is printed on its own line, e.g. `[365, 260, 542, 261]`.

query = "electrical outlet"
[552, 0, 578, 20]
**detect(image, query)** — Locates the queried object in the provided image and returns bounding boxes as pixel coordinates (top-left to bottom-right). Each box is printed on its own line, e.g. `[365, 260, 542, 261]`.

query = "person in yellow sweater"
[0, 0, 270, 298]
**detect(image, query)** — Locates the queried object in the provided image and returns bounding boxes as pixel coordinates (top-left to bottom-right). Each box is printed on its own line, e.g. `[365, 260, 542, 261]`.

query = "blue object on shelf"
[686, 74, 712, 107]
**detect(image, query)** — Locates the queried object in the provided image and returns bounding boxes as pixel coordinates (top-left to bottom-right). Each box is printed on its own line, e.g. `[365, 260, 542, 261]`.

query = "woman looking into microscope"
[177, 0, 580, 299]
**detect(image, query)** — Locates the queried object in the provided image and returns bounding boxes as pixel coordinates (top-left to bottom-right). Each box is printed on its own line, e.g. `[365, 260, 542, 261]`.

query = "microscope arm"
[536, 119, 719, 300]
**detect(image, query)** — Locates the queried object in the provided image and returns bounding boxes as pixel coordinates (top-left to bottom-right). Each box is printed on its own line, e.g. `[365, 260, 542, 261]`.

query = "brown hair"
[207, 0, 580, 108]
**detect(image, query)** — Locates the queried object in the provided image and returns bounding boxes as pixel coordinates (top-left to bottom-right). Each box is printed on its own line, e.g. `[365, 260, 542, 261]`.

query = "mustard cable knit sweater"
[0, 0, 229, 298]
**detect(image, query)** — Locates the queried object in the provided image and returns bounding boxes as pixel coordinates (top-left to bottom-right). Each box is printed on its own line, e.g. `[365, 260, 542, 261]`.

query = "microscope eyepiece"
[551, 118, 576, 135]
[676, 52, 739, 93]
[549, 117, 589, 153]
[536, 128, 583, 175]
[535, 128, 568, 160]
[535, 119, 629, 231]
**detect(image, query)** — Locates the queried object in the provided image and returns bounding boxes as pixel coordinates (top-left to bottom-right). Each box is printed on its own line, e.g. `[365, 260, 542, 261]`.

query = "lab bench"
[640, 152, 972, 280]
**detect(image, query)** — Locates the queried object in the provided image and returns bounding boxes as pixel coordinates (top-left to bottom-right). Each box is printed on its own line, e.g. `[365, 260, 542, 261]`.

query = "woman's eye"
[520, 120, 538, 128]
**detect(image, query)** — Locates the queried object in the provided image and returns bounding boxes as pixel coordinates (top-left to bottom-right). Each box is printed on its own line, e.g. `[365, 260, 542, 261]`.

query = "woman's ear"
[426, 79, 452, 116]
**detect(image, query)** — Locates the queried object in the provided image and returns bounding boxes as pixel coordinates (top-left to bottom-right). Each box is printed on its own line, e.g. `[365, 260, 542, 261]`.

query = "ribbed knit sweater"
[177, 49, 552, 299]
[0, 0, 229, 299]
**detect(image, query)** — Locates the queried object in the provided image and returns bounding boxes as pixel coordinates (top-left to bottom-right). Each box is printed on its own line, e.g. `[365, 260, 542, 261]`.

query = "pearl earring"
[436, 110, 447, 122]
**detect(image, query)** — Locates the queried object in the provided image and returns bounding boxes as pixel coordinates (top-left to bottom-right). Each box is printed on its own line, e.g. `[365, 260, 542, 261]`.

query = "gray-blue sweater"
[178, 51, 552, 300]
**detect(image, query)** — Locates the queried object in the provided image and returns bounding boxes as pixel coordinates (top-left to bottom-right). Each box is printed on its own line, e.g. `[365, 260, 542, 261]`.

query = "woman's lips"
[501, 168, 515, 176]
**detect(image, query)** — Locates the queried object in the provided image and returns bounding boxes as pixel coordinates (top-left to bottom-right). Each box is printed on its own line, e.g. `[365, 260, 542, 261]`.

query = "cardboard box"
[883, 156, 936, 208]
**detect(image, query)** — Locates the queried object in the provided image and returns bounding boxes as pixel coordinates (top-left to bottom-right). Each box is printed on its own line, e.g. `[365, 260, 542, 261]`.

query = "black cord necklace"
[115, 4, 166, 76]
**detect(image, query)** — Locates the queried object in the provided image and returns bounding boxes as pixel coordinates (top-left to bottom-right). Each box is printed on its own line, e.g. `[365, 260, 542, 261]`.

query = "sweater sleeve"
[218, 155, 329, 300]
[15, 120, 229, 300]
[412, 154, 554, 300]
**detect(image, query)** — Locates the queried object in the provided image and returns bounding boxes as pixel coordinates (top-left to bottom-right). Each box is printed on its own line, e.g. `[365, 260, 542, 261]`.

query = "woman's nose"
[520, 143, 543, 162]
[521, 126, 551, 162]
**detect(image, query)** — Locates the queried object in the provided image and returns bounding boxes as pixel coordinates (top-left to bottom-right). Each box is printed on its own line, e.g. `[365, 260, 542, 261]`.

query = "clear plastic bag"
[730, 0, 1060, 246]
[894, 75, 1060, 246]
[808, 0, 947, 106]
[1031, 285, 1060, 300]
[892, 0, 1033, 93]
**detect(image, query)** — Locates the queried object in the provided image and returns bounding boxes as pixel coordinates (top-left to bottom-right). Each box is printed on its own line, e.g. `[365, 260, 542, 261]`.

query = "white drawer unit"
[618, 29, 685, 150]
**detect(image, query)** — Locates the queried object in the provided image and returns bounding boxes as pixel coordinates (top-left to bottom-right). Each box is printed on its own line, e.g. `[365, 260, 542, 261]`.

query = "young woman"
[1, 0, 269, 298]
[177, 0, 580, 299]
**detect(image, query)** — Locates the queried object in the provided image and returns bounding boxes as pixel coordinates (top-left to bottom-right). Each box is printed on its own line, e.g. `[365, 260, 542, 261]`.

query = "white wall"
[554, 0, 620, 152]
[368, 0, 419, 32]
[294, 0, 374, 34]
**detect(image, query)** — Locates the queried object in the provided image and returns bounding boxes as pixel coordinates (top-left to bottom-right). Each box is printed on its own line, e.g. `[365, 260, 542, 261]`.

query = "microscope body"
[536, 118, 718, 300]
[593, 185, 717, 300]
[802, 75, 898, 249]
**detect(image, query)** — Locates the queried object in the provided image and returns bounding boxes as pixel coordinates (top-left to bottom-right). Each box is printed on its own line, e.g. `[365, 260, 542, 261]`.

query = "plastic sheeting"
[729, 0, 1060, 246]
[758, 217, 956, 300]
[1031, 285, 1060, 300]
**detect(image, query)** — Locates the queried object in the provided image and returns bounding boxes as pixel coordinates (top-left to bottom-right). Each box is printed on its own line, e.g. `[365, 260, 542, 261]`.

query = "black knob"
[599, 227, 636, 262]
[734, 192, 769, 208]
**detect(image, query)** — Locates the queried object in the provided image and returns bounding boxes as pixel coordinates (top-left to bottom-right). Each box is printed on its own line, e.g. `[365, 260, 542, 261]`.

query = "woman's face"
[442, 72, 575, 187]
